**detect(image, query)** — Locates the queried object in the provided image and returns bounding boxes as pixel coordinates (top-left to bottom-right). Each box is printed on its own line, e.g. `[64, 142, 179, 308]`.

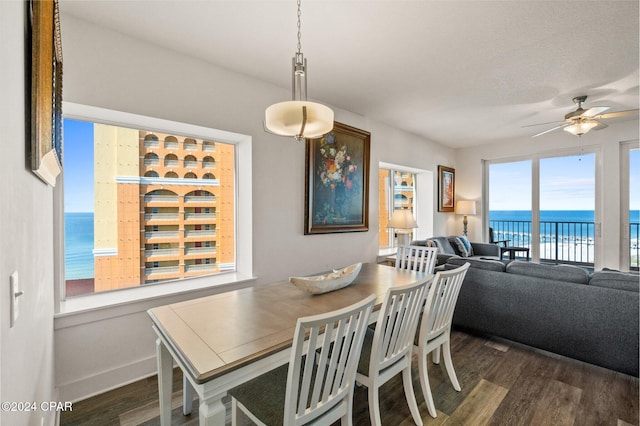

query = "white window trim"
[55, 103, 254, 318]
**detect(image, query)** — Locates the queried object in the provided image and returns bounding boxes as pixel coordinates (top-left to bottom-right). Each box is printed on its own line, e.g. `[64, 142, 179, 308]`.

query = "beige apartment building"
[93, 125, 235, 292]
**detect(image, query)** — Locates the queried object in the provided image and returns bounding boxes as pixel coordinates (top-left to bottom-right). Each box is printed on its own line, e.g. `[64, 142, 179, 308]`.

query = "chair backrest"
[396, 245, 438, 274]
[369, 277, 430, 376]
[489, 227, 496, 244]
[284, 294, 376, 426]
[417, 263, 470, 345]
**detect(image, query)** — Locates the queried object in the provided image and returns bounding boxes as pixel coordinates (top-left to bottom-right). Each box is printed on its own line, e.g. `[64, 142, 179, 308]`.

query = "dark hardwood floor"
[60, 330, 639, 425]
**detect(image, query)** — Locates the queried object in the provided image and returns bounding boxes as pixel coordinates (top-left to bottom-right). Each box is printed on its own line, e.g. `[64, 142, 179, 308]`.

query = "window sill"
[54, 272, 256, 329]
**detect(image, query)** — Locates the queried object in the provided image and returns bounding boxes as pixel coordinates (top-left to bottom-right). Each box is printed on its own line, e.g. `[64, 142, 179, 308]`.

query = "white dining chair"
[396, 245, 438, 274]
[413, 262, 470, 418]
[356, 277, 431, 426]
[228, 294, 376, 426]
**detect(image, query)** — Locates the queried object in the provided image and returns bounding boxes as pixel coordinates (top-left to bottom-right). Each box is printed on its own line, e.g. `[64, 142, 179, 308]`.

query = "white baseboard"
[56, 355, 160, 403]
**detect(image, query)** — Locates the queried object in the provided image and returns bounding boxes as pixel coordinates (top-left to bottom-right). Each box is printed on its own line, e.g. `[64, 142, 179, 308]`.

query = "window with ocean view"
[629, 147, 639, 270]
[63, 118, 236, 297]
[488, 152, 601, 266]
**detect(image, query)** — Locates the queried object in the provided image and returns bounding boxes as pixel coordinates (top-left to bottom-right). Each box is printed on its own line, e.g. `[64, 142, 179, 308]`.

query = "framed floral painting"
[304, 122, 370, 234]
[438, 165, 455, 212]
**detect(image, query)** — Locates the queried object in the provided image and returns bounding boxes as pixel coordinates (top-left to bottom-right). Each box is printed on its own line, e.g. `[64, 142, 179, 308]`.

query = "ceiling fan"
[525, 96, 639, 137]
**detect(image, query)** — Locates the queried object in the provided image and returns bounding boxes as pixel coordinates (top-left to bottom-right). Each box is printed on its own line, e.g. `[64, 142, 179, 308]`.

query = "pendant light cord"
[296, 0, 302, 54]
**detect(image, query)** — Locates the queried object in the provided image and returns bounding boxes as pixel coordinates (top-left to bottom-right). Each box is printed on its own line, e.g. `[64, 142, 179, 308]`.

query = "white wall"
[454, 120, 639, 270]
[55, 15, 454, 401]
[0, 2, 57, 425]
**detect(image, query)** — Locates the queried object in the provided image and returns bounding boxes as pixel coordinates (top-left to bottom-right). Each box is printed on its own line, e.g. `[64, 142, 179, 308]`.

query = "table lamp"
[455, 200, 476, 236]
[387, 209, 418, 246]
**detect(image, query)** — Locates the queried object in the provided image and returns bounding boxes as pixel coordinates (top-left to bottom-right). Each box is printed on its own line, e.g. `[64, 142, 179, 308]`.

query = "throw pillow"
[425, 239, 441, 253]
[453, 236, 473, 257]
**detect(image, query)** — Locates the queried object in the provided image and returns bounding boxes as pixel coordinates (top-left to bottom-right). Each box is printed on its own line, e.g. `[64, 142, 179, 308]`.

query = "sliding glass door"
[622, 142, 640, 270]
[486, 149, 598, 267]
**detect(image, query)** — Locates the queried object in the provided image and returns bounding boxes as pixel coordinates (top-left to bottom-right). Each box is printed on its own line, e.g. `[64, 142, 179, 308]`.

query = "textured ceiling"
[60, 0, 639, 148]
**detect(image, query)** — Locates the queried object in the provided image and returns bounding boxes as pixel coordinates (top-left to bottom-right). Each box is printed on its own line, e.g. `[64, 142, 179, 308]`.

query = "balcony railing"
[145, 248, 180, 257]
[184, 143, 198, 151]
[490, 220, 595, 265]
[164, 141, 179, 150]
[143, 140, 159, 148]
[145, 265, 180, 276]
[144, 212, 180, 221]
[145, 230, 180, 239]
[184, 195, 216, 203]
[144, 194, 179, 203]
[184, 160, 198, 168]
[184, 246, 217, 255]
[164, 159, 179, 167]
[185, 263, 216, 273]
[184, 212, 216, 220]
[184, 229, 216, 238]
[144, 158, 160, 166]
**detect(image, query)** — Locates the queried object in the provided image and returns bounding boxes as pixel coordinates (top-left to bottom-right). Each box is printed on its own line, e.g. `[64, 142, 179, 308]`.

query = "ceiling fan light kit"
[529, 95, 638, 138]
[264, 0, 334, 141]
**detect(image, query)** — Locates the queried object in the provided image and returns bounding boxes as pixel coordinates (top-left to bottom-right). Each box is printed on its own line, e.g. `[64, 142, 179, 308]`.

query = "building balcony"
[184, 195, 216, 204]
[144, 140, 159, 148]
[184, 142, 198, 151]
[184, 246, 217, 256]
[184, 212, 216, 221]
[145, 265, 180, 277]
[184, 263, 217, 273]
[144, 212, 180, 221]
[145, 248, 180, 258]
[203, 142, 215, 152]
[184, 229, 216, 239]
[202, 162, 216, 169]
[145, 230, 180, 240]
[144, 194, 179, 203]
[184, 160, 198, 168]
[164, 141, 179, 150]
[164, 160, 179, 167]
[144, 159, 160, 166]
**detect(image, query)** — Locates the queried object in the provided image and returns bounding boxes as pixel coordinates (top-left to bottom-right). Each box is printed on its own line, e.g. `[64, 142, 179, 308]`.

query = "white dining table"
[148, 262, 430, 425]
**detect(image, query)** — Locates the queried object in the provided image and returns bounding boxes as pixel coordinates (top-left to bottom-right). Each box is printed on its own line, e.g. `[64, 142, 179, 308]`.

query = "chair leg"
[418, 349, 437, 418]
[433, 346, 441, 364]
[231, 398, 239, 426]
[442, 340, 461, 391]
[368, 384, 382, 426]
[402, 363, 424, 426]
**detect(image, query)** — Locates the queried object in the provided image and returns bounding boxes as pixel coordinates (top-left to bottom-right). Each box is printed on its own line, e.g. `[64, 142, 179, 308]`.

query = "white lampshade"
[455, 200, 476, 215]
[387, 209, 418, 230]
[563, 120, 598, 136]
[265, 101, 334, 139]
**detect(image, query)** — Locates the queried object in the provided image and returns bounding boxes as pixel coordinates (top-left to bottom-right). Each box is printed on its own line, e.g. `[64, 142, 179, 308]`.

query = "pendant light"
[265, 0, 334, 141]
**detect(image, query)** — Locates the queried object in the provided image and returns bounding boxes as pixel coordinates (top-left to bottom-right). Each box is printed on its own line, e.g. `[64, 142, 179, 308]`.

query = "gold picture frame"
[438, 165, 455, 212]
[29, 0, 63, 186]
[304, 122, 371, 234]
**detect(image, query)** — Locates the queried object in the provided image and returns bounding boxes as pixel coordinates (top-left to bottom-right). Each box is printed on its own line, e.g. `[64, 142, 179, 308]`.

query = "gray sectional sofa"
[411, 236, 500, 266]
[444, 257, 639, 376]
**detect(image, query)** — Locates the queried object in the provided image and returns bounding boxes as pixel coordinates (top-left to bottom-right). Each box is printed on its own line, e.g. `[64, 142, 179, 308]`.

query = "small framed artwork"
[438, 165, 455, 212]
[29, 0, 63, 186]
[304, 122, 371, 234]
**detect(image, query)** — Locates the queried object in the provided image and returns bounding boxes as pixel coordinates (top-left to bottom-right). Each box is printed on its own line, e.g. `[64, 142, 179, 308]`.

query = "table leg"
[156, 338, 173, 426]
[183, 375, 195, 415]
[199, 394, 227, 426]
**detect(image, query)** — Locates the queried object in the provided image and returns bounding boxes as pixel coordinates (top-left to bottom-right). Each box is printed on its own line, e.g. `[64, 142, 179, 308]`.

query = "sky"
[63, 119, 94, 212]
[490, 150, 640, 211]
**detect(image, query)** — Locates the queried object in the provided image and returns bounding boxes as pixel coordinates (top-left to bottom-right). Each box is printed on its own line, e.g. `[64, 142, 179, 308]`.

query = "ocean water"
[490, 210, 640, 244]
[65, 212, 94, 280]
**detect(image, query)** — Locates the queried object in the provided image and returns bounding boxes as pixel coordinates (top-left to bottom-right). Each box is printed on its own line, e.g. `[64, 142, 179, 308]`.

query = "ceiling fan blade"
[522, 120, 566, 128]
[531, 123, 570, 138]
[595, 109, 639, 119]
[593, 121, 608, 131]
[582, 106, 610, 117]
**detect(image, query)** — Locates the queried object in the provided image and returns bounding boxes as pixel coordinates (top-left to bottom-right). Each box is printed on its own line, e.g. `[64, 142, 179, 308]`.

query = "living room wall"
[454, 120, 639, 270]
[0, 2, 57, 425]
[55, 14, 455, 401]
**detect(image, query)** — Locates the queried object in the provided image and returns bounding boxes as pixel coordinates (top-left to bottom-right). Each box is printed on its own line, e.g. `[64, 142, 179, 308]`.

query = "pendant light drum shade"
[265, 100, 334, 139]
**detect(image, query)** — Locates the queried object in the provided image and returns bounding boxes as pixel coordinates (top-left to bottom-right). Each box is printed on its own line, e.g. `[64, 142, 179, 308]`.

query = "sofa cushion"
[589, 271, 639, 293]
[451, 236, 474, 257]
[447, 256, 505, 272]
[506, 261, 589, 284]
[426, 237, 456, 255]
